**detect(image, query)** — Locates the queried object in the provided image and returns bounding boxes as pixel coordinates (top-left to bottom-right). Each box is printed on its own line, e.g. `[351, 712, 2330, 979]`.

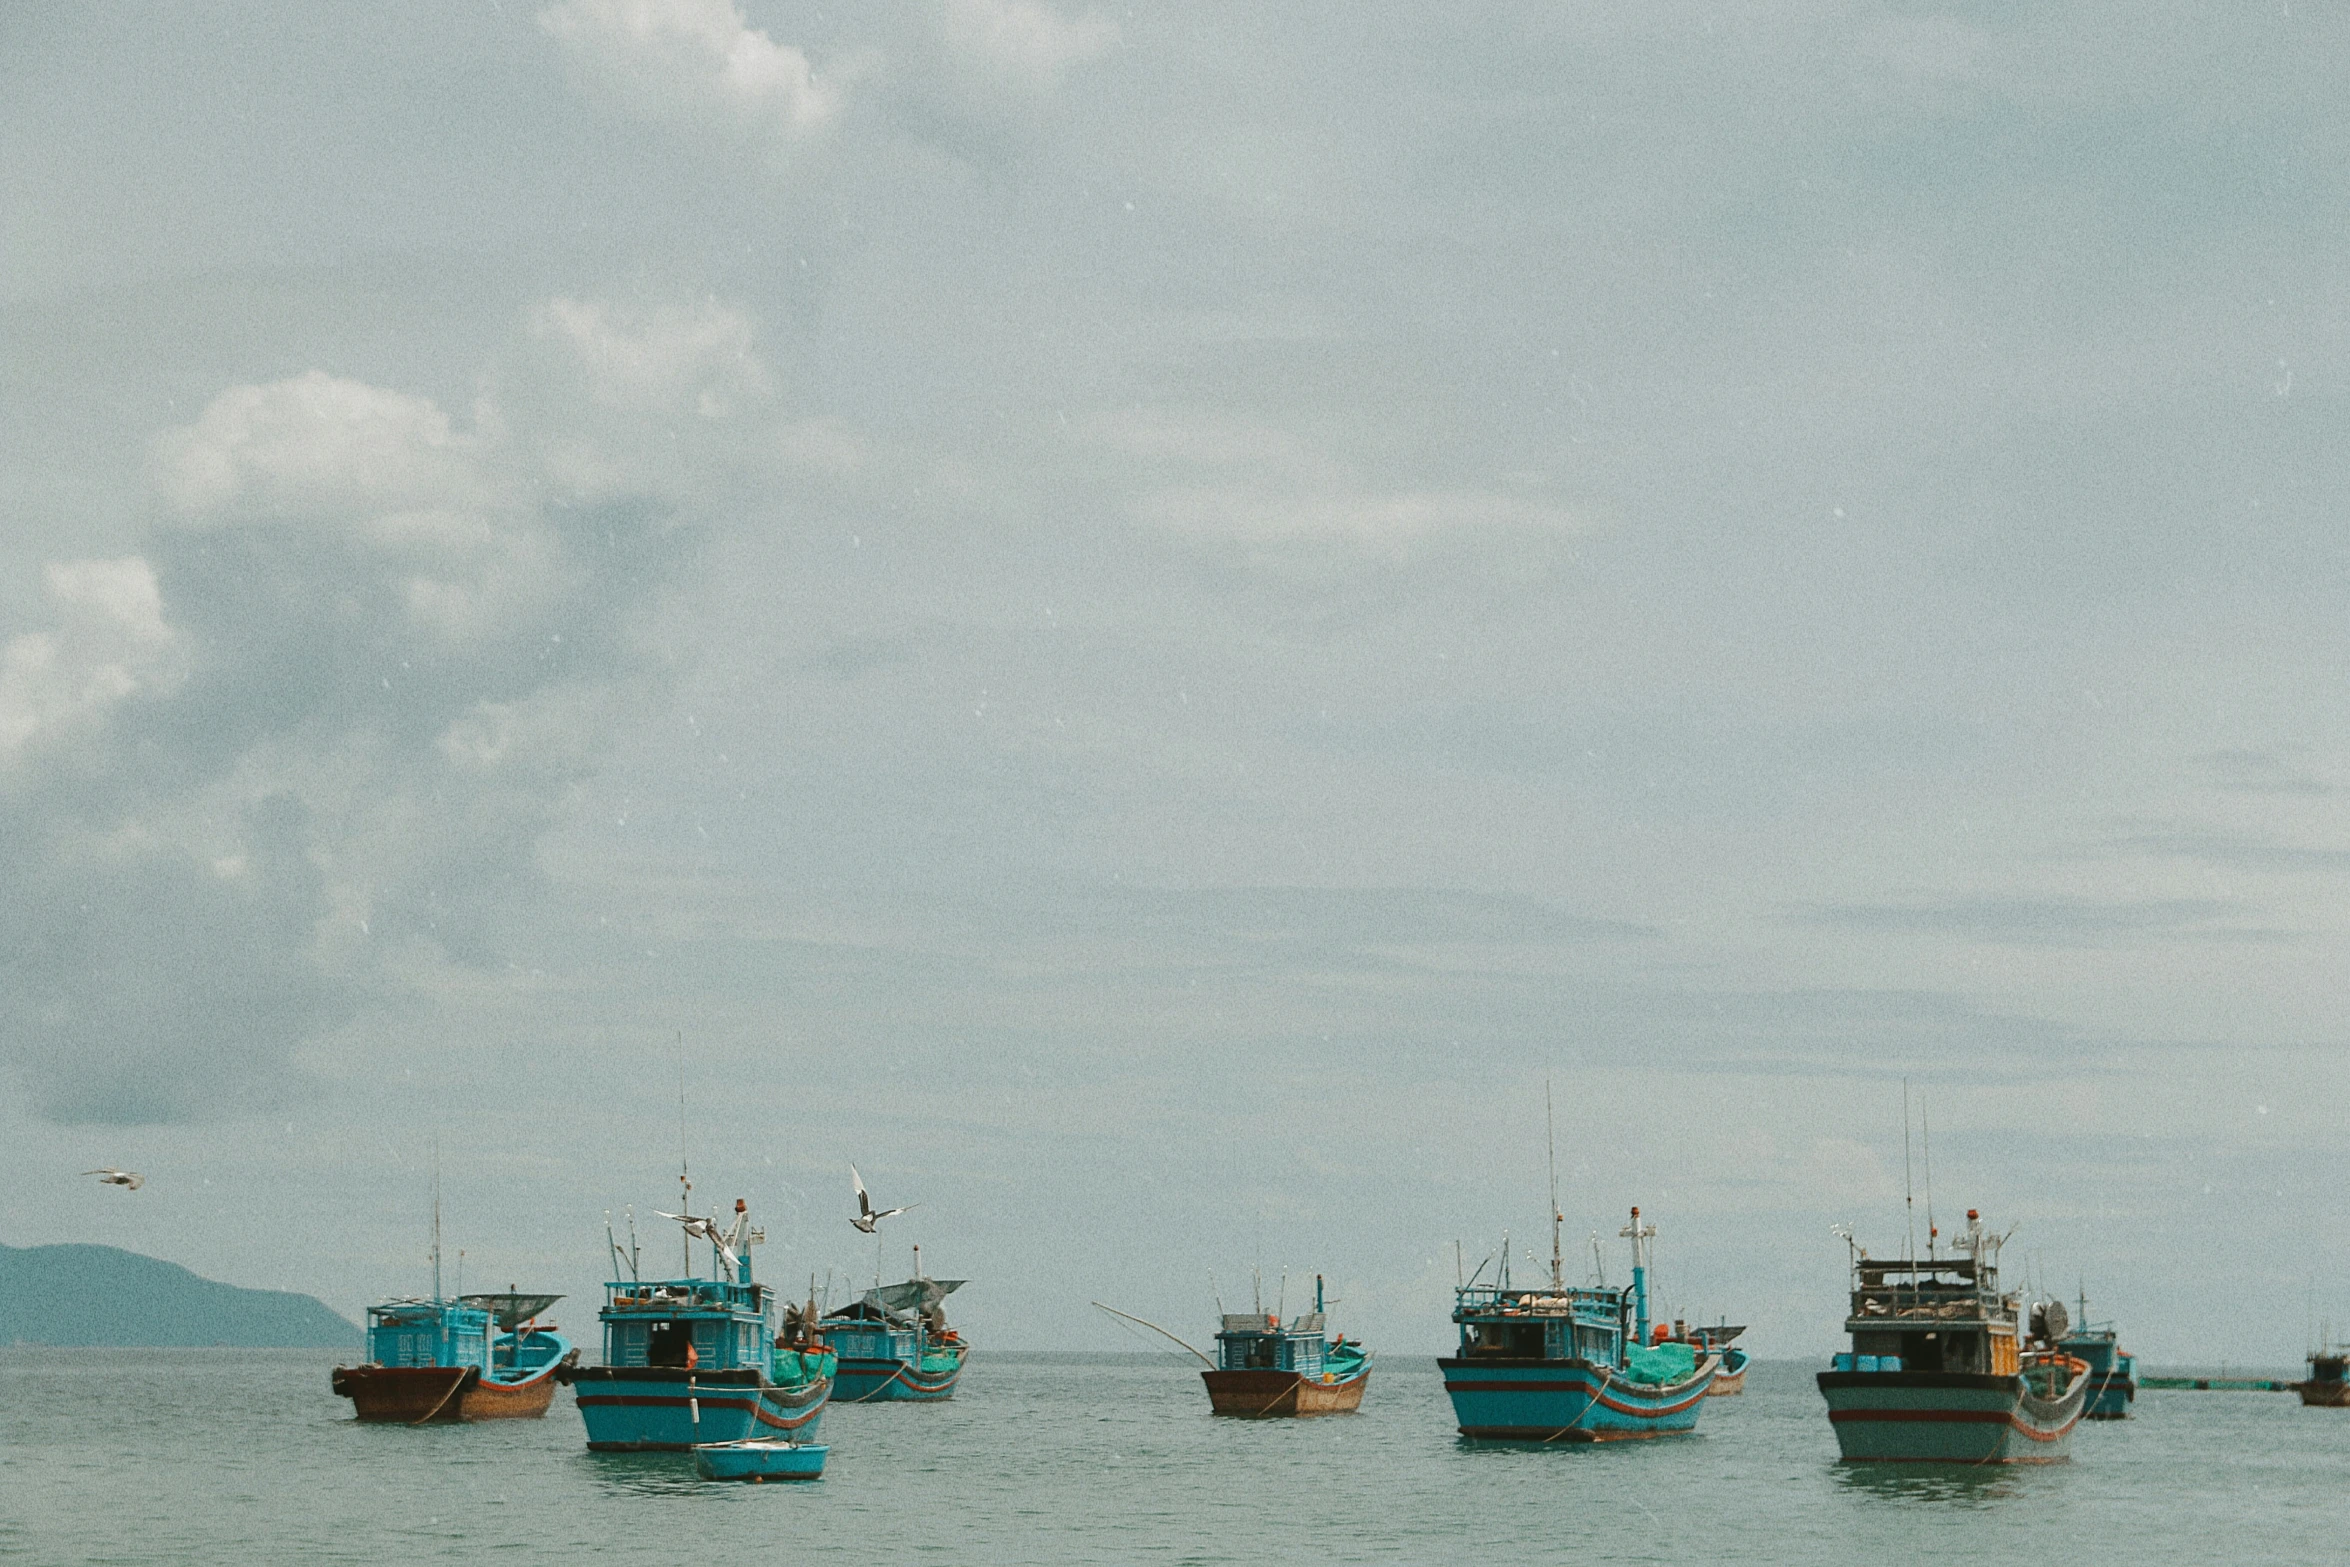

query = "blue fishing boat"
[1817, 1209, 2089, 1462]
[2058, 1290, 2137, 1419]
[330, 1172, 575, 1421]
[1440, 1206, 1718, 1442]
[1662, 1319, 1751, 1395]
[561, 1197, 836, 1451]
[692, 1439, 830, 1482]
[333, 1293, 575, 1422]
[822, 1248, 968, 1402]
[1203, 1274, 1370, 1416]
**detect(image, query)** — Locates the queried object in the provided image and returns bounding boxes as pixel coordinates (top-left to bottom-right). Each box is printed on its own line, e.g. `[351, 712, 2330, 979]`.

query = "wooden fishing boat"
[561, 1199, 836, 1451]
[1817, 1209, 2089, 1462]
[1201, 1275, 1370, 1416]
[2058, 1291, 2138, 1418]
[821, 1251, 968, 1403]
[1441, 1207, 1717, 1442]
[2290, 1347, 2350, 1407]
[692, 1438, 829, 1481]
[332, 1292, 575, 1422]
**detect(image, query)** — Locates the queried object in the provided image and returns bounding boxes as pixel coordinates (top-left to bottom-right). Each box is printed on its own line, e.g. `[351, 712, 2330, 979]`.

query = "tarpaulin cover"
[1621, 1340, 1697, 1385]
[772, 1347, 837, 1388]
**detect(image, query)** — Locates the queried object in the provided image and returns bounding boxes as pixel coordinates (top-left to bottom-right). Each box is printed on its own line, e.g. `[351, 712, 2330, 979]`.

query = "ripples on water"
[4, 1350, 2346, 1563]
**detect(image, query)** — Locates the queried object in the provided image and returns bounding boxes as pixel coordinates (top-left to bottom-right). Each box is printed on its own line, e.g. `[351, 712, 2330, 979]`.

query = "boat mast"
[676, 1031, 692, 1278]
[1620, 1206, 1656, 1345]
[1921, 1088, 1937, 1260]
[1546, 1076, 1564, 1292]
[1901, 1078, 1917, 1296]
[431, 1135, 443, 1302]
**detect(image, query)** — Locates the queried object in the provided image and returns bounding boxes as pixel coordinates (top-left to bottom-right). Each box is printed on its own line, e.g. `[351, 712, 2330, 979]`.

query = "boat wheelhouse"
[562, 1199, 834, 1451]
[1440, 1207, 1716, 1442]
[2058, 1291, 2138, 1419]
[1817, 1208, 2088, 1462]
[1201, 1275, 1370, 1416]
[822, 1256, 969, 1403]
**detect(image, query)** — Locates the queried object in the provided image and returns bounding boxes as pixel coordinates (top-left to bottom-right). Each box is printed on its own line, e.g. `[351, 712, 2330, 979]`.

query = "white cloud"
[0, 557, 181, 765]
[539, 0, 842, 146]
[530, 295, 774, 418]
[149, 372, 573, 649]
[937, 0, 1115, 95]
[151, 371, 487, 524]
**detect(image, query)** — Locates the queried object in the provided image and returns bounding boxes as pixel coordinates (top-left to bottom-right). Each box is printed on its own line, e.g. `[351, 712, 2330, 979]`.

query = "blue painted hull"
[1439, 1355, 1717, 1441]
[693, 1440, 829, 1481]
[569, 1368, 830, 1451]
[831, 1353, 965, 1403]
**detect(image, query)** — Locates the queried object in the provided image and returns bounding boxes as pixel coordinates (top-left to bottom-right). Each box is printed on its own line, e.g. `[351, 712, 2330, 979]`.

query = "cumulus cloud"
[0, 558, 182, 766]
[539, 0, 842, 148]
[530, 295, 773, 418]
[936, 0, 1116, 96]
[0, 298, 733, 1122]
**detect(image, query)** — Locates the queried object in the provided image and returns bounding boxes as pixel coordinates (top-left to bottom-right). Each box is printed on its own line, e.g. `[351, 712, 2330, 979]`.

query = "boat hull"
[2083, 1367, 2137, 1418]
[832, 1352, 966, 1403]
[331, 1363, 564, 1422]
[1707, 1348, 1750, 1397]
[2292, 1380, 2350, 1407]
[693, 1440, 829, 1481]
[1817, 1370, 2086, 1462]
[566, 1367, 830, 1451]
[1439, 1356, 1716, 1441]
[1202, 1368, 1369, 1417]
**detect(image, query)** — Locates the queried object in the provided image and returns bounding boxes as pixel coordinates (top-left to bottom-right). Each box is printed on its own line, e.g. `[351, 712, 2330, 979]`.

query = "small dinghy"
[691, 1438, 829, 1482]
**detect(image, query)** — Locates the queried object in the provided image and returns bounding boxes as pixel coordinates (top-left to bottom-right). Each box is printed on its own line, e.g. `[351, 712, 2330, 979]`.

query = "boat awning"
[460, 1292, 562, 1329]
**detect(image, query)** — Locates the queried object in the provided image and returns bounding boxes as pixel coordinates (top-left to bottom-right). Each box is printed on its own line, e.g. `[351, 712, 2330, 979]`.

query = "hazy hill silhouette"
[0, 1242, 356, 1347]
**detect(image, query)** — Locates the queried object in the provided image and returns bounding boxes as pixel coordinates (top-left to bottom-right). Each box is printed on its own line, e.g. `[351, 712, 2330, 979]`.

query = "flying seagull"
[84, 1168, 144, 1190]
[850, 1164, 917, 1233]
[654, 1210, 739, 1272]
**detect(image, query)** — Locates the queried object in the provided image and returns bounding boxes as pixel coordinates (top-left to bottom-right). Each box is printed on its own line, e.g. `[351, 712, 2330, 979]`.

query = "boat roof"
[459, 1292, 561, 1329]
[861, 1277, 965, 1314]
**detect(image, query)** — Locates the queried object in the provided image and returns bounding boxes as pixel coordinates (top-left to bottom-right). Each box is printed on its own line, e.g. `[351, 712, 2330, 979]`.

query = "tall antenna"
[431, 1135, 444, 1301]
[1921, 1088, 1937, 1260]
[1902, 1078, 1917, 1268]
[676, 1030, 692, 1277]
[1546, 1075, 1564, 1291]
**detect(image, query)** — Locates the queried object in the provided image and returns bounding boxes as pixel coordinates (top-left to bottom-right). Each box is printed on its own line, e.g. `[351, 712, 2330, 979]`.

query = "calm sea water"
[4, 1350, 2346, 1564]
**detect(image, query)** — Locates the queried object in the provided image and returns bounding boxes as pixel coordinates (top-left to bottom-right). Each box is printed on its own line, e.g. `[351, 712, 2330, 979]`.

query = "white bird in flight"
[850, 1164, 917, 1233]
[654, 1210, 738, 1272]
[85, 1168, 144, 1190]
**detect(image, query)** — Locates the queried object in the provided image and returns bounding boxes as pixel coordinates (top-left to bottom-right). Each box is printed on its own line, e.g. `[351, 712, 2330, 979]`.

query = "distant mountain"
[0, 1242, 357, 1347]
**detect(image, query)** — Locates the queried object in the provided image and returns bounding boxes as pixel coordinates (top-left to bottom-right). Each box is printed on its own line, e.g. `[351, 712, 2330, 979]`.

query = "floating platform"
[2141, 1376, 2289, 1391]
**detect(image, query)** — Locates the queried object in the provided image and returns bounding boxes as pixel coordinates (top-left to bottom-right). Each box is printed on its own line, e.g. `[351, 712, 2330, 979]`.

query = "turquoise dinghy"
[561, 1199, 837, 1451]
[692, 1439, 829, 1482]
[1440, 1205, 1718, 1442]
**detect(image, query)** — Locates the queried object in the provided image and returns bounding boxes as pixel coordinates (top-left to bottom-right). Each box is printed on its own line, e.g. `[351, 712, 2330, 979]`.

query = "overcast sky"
[4, 1, 2347, 1362]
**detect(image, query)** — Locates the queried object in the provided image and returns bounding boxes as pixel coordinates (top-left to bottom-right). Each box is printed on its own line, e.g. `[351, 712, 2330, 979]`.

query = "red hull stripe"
[1829, 1409, 2080, 1441]
[1443, 1380, 1708, 1417]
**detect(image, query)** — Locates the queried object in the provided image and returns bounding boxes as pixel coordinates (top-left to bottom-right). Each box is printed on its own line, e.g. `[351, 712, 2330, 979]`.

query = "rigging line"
[1090, 1301, 1214, 1367]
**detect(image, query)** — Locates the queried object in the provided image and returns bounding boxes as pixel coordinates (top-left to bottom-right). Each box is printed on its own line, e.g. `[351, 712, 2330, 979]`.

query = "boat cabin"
[821, 1299, 920, 1366]
[1452, 1286, 1629, 1366]
[598, 1279, 771, 1371]
[367, 1299, 491, 1370]
[1838, 1229, 2022, 1378]
[1215, 1312, 1333, 1375]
